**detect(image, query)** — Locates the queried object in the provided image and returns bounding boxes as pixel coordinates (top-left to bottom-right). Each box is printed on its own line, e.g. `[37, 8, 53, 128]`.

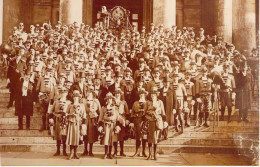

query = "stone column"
[83, 0, 93, 26]
[0, 0, 3, 44]
[60, 0, 83, 25]
[153, 0, 176, 28]
[233, 0, 256, 54]
[213, 0, 232, 43]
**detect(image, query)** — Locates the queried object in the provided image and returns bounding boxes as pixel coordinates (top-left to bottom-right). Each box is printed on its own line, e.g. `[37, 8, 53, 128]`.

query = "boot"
[74, 146, 80, 159]
[108, 146, 113, 159]
[18, 116, 23, 130]
[40, 116, 46, 132]
[89, 143, 94, 156]
[203, 112, 210, 127]
[227, 107, 232, 123]
[199, 113, 204, 127]
[68, 146, 74, 160]
[154, 144, 157, 160]
[63, 143, 68, 156]
[120, 141, 126, 157]
[146, 144, 152, 160]
[104, 145, 108, 159]
[132, 140, 141, 157]
[142, 139, 147, 157]
[195, 113, 200, 127]
[185, 113, 191, 127]
[7, 101, 13, 108]
[54, 140, 61, 156]
[113, 142, 118, 157]
[220, 107, 225, 121]
[26, 116, 30, 130]
[82, 141, 88, 156]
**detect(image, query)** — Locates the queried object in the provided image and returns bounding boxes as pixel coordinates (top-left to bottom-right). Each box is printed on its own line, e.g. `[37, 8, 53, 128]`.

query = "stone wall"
[3, 0, 23, 42]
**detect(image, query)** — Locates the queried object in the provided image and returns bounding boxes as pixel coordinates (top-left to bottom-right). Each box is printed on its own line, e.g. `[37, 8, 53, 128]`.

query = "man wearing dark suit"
[7, 47, 27, 108]
[69, 71, 87, 99]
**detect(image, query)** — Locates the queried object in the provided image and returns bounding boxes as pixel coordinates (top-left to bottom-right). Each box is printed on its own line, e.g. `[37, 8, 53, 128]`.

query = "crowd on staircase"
[0, 20, 258, 160]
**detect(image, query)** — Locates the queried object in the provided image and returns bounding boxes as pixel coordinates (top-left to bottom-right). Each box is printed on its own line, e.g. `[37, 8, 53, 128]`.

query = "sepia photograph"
[0, 0, 259, 166]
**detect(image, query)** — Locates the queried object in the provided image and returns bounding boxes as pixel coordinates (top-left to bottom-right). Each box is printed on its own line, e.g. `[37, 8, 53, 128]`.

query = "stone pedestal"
[233, 0, 256, 54]
[153, 0, 176, 28]
[60, 0, 83, 25]
[213, 0, 232, 43]
[0, 0, 3, 44]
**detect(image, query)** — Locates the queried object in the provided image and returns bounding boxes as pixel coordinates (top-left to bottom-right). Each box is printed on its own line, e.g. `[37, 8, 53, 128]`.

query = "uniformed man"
[195, 66, 213, 127]
[220, 63, 236, 122]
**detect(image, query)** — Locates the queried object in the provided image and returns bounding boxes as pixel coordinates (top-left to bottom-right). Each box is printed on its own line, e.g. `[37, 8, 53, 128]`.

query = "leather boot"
[199, 113, 204, 127]
[82, 140, 88, 156]
[204, 112, 210, 127]
[68, 146, 74, 160]
[74, 146, 80, 159]
[26, 116, 30, 130]
[40, 116, 46, 132]
[227, 107, 232, 123]
[113, 142, 118, 157]
[89, 143, 94, 156]
[142, 139, 147, 157]
[186, 113, 191, 127]
[63, 142, 68, 156]
[146, 143, 152, 160]
[54, 140, 61, 156]
[154, 144, 157, 160]
[120, 141, 126, 156]
[132, 140, 141, 157]
[108, 146, 113, 159]
[104, 145, 108, 159]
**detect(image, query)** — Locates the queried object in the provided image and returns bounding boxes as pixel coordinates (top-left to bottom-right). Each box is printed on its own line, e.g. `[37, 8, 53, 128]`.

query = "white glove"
[232, 92, 236, 100]
[172, 109, 176, 114]
[196, 98, 202, 103]
[129, 123, 134, 128]
[125, 120, 130, 126]
[98, 126, 103, 133]
[191, 100, 195, 106]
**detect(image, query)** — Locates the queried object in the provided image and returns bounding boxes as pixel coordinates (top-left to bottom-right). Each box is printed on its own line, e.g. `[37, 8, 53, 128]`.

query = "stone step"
[169, 132, 259, 140]
[0, 130, 50, 137]
[0, 137, 258, 147]
[0, 111, 43, 118]
[0, 123, 259, 133]
[198, 126, 259, 133]
[0, 123, 43, 130]
[0, 129, 258, 140]
[0, 117, 258, 128]
[0, 143, 256, 155]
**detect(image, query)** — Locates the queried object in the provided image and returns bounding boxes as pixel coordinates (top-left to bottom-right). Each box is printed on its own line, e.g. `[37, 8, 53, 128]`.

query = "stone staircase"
[0, 78, 259, 161]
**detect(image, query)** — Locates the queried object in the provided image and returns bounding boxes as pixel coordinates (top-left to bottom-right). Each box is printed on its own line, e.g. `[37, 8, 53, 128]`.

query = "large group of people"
[1, 18, 258, 161]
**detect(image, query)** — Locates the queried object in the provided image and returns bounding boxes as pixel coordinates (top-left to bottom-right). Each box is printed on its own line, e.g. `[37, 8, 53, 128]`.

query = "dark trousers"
[18, 115, 30, 129]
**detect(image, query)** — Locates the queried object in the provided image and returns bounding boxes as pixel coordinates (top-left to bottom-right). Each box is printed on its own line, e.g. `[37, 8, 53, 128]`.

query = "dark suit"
[7, 58, 27, 106]
[69, 82, 88, 100]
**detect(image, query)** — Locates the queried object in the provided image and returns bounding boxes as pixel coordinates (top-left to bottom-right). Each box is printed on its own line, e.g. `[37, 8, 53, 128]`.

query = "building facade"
[0, 0, 259, 53]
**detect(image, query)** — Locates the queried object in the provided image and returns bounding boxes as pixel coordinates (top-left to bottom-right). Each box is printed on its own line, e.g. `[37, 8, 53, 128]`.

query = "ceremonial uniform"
[98, 92, 119, 159]
[195, 68, 213, 127]
[220, 65, 236, 122]
[66, 91, 86, 160]
[36, 71, 56, 130]
[49, 97, 71, 156]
